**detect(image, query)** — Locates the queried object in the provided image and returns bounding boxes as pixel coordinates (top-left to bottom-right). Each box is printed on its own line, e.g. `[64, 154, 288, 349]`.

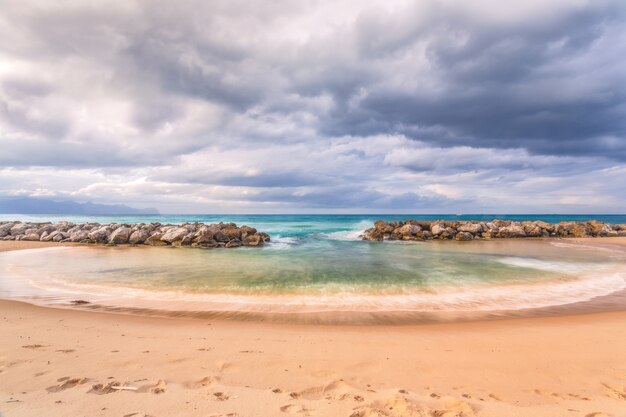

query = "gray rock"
[109, 227, 131, 244]
[10, 223, 29, 236]
[88, 227, 110, 243]
[129, 230, 149, 244]
[146, 232, 167, 246]
[69, 230, 89, 242]
[160, 227, 189, 244]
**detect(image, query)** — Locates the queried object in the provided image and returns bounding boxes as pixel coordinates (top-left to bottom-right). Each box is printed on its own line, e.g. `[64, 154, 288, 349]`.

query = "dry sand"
[1, 240, 626, 417]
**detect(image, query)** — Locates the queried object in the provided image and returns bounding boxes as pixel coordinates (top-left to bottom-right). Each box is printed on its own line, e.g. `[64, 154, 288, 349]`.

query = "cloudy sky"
[1, 0, 625, 213]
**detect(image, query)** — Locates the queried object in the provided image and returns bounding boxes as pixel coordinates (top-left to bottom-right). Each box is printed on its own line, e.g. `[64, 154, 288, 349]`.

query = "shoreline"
[2, 238, 626, 326]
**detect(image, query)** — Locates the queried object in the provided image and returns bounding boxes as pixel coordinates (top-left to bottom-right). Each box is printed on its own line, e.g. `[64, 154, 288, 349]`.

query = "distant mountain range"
[0, 197, 159, 215]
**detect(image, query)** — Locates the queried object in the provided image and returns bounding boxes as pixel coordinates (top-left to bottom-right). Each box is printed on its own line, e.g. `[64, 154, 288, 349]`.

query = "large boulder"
[10, 223, 29, 236]
[88, 227, 110, 243]
[129, 229, 149, 244]
[22, 233, 41, 241]
[430, 223, 446, 236]
[221, 226, 241, 240]
[69, 230, 89, 242]
[160, 227, 189, 244]
[243, 234, 264, 246]
[396, 224, 421, 237]
[457, 222, 483, 234]
[571, 223, 591, 238]
[522, 222, 543, 237]
[36, 224, 56, 236]
[109, 227, 131, 244]
[0, 222, 15, 237]
[194, 225, 221, 243]
[497, 223, 527, 238]
[146, 232, 167, 246]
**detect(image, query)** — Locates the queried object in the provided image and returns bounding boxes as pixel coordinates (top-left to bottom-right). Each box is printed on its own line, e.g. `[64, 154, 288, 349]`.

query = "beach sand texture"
[1, 240, 626, 416]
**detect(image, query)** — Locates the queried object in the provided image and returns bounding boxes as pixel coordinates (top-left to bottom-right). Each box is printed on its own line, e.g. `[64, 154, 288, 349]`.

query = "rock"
[175, 234, 194, 246]
[497, 223, 527, 238]
[69, 230, 89, 242]
[374, 220, 396, 235]
[88, 227, 110, 243]
[53, 232, 67, 242]
[146, 232, 167, 246]
[194, 225, 220, 243]
[243, 234, 264, 246]
[42, 230, 59, 242]
[36, 224, 56, 236]
[240, 225, 257, 238]
[522, 222, 543, 237]
[109, 227, 131, 244]
[361, 228, 384, 241]
[457, 222, 483, 234]
[430, 223, 446, 236]
[455, 231, 473, 241]
[10, 223, 29, 236]
[571, 223, 591, 238]
[129, 230, 149, 244]
[160, 227, 189, 244]
[396, 224, 422, 238]
[221, 226, 241, 240]
[213, 230, 229, 243]
[0, 222, 16, 237]
[225, 239, 242, 248]
[22, 233, 40, 241]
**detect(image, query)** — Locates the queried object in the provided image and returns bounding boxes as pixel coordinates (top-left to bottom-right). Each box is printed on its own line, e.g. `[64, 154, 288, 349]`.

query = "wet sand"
[1, 239, 626, 416]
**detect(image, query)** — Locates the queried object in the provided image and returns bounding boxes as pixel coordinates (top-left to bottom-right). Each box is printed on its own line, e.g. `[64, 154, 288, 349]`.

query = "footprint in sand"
[46, 377, 89, 392]
[212, 391, 231, 401]
[215, 361, 230, 372]
[185, 376, 220, 389]
[151, 379, 167, 394]
[603, 383, 626, 401]
[280, 404, 310, 415]
[89, 381, 130, 394]
[295, 380, 365, 402]
[432, 398, 477, 417]
[352, 395, 427, 417]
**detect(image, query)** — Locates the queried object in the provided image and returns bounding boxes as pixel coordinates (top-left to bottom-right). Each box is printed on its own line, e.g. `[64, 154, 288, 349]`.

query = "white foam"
[267, 236, 299, 249]
[4, 262, 625, 314]
[496, 256, 597, 274]
[323, 220, 373, 241]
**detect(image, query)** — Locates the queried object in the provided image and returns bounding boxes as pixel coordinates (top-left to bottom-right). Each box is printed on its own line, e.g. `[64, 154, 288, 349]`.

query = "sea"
[1, 214, 626, 324]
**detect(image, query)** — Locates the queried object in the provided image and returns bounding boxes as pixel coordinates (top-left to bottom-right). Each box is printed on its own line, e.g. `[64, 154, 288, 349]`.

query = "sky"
[1, 0, 625, 214]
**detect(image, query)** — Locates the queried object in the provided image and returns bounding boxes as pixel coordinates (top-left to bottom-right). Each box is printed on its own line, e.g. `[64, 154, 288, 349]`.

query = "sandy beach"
[2, 240, 626, 417]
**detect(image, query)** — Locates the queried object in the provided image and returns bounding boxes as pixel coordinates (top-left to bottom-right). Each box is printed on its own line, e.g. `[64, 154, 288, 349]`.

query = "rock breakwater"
[0, 221, 270, 248]
[361, 219, 626, 241]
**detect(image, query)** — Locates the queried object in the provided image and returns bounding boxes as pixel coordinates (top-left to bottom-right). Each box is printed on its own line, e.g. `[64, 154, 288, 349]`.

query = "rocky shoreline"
[0, 221, 270, 248]
[361, 219, 626, 241]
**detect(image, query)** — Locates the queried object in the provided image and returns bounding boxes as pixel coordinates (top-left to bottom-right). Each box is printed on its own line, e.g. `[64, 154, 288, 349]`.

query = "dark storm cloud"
[314, 1, 626, 159]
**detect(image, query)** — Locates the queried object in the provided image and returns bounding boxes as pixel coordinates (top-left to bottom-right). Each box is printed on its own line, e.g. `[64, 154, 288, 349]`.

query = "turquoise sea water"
[1, 214, 626, 322]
